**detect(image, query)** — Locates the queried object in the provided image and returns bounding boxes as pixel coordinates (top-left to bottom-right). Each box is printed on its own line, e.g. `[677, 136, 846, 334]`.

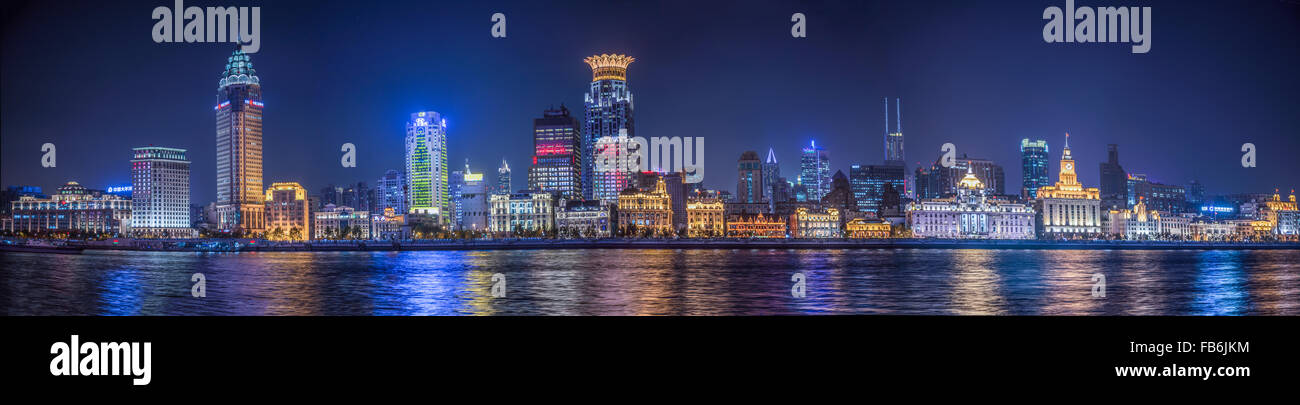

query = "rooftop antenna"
[883, 98, 889, 136]
[896, 98, 902, 133]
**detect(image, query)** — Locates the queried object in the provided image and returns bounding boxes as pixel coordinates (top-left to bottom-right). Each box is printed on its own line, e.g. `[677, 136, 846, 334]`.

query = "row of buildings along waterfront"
[1, 48, 1297, 243]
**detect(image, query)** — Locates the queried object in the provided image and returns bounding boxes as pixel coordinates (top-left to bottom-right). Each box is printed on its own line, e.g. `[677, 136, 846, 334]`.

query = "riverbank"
[34, 238, 1300, 252]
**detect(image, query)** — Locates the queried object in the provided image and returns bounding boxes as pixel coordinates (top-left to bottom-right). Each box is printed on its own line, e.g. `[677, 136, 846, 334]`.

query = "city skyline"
[3, 0, 1299, 204]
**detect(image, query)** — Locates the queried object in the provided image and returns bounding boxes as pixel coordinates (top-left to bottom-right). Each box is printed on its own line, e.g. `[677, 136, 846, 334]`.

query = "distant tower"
[529, 105, 584, 199]
[800, 140, 831, 201]
[762, 148, 780, 199]
[496, 158, 512, 194]
[884, 98, 905, 168]
[1020, 138, 1050, 200]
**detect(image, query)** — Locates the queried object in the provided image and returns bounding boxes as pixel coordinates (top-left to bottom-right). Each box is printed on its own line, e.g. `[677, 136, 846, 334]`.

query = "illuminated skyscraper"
[850, 164, 905, 214]
[214, 49, 265, 233]
[497, 158, 512, 195]
[405, 111, 449, 221]
[1020, 139, 1049, 200]
[583, 54, 635, 201]
[131, 147, 191, 237]
[800, 141, 831, 201]
[529, 105, 583, 199]
[884, 98, 905, 167]
[762, 148, 780, 196]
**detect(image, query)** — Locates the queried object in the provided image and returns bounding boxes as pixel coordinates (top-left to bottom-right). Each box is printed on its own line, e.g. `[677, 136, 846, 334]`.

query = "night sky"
[3, 0, 1298, 204]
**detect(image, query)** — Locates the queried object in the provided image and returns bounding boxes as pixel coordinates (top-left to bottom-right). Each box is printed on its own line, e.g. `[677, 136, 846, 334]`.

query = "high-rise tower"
[1020, 139, 1050, 200]
[215, 49, 265, 233]
[529, 105, 583, 199]
[884, 98, 905, 167]
[800, 140, 831, 201]
[132, 147, 191, 237]
[1098, 144, 1128, 210]
[583, 54, 635, 202]
[762, 148, 780, 199]
[736, 151, 764, 203]
[405, 111, 449, 222]
[497, 158, 512, 194]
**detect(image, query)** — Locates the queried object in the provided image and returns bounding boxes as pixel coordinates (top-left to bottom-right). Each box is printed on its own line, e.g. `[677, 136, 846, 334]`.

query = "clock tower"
[1058, 133, 1078, 186]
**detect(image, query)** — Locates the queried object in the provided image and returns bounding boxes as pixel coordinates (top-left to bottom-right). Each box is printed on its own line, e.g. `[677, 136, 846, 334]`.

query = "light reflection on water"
[1, 249, 1297, 316]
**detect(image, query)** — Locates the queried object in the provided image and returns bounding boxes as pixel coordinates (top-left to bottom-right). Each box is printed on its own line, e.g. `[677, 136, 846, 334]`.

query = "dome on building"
[958, 168, 984, 190]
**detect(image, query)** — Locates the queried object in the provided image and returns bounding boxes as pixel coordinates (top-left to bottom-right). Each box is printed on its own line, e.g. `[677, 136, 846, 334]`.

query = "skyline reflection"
[2, 249, 1296, 316]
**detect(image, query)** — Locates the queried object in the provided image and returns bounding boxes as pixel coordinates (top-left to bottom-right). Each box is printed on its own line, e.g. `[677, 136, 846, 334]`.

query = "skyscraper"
[1187, 180, 1205, 211]
[762, 148, 780, 198]
[528, 105, 583, 199]
[215, 49, 265, 233]
[405, 111, 449, 221]
[583, 54, 635, 202]
[497, 158, 512, 194]
[1020, 139, 1049, 200]
[884, 98, 905, 167]
[1098, 143, 1128, 210]
[131, 147, 191, 237]
[376, 169, 406, 214]
[800, 140, 831, 201]
[450, 167, 465, 228]
[850, 164, 905, 214]
[736, 151, 764, 203]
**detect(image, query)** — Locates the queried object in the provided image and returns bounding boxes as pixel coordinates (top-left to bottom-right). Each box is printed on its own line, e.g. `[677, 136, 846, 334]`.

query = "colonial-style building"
[4, 181, 132, 235]
[1107, 197, 1160, 240]
[555, 199, 615, 238]
[313, 204, 370, 240]
[617, 176, 673, 235]
[1035, 133, 1102, 238]
[789, 207, 841, 238]
[846, 218, 891, 239]
[907, 169, 1035, 239]
[726, 213, 787, 238]
[489, 191, 557, 235]
[685, 197, 725, 238]
[370, 207, 409, 240]
[1260, 189, 1297, 235]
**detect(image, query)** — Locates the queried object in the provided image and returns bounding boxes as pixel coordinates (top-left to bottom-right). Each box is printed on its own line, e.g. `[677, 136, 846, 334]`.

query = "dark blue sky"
[3, 0, 1298, 203]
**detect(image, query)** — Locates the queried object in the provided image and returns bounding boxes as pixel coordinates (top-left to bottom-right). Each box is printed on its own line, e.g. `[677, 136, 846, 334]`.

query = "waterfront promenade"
[9, 238, 1295, 252]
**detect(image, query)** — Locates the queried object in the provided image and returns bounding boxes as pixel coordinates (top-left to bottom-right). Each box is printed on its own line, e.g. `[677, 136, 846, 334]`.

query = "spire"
[896, 98, 902, 133]
[883, 98, 889, 136]
[766, 147, 777, 164]
[1062, 132, 1072, 159]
